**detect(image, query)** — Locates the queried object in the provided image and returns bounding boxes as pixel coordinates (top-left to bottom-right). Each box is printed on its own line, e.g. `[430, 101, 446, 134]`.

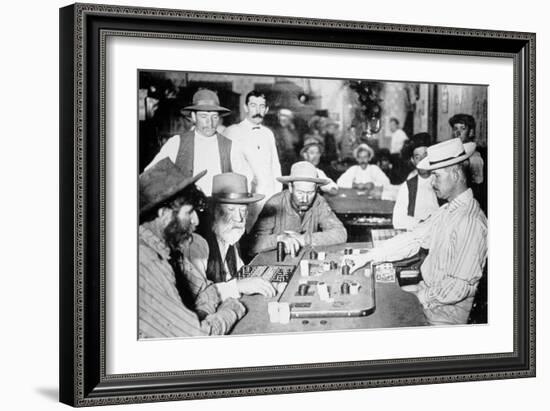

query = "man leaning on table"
[138, 159, 245, 338]
[350, 138, 487, 325]
[250, 161, 347, 257]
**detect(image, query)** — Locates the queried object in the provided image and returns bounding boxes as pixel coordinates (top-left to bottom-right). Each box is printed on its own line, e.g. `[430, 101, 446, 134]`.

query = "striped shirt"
[370, 189, 487, 324]
[138, 223, 245, 338]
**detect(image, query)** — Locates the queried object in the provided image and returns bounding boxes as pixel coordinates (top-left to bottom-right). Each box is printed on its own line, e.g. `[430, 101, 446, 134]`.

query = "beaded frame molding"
[59, 3, 535, 407]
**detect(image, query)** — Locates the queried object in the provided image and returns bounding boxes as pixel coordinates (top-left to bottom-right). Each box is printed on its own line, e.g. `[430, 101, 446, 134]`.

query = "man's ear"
[243, 103, 249, 115]
[265, 106, 270, 116]
[468, 128, 475, 139]
[191, 112, 197, 123]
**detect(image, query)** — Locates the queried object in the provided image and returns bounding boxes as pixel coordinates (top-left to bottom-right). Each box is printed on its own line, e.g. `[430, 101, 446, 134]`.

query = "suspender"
[406, 175, 419, 217]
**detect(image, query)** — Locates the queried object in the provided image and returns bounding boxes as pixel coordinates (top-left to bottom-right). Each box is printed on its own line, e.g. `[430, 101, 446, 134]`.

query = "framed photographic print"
[59, 2, 535, 407]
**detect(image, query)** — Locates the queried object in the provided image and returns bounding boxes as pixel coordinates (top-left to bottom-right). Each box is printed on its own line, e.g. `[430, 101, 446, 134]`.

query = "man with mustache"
[250, 161, 347, 256]
[185, 173, 276, 300]
[336, 143, 390, 190]
[139, 159, 246, 338]
[224, 90, 282, 232]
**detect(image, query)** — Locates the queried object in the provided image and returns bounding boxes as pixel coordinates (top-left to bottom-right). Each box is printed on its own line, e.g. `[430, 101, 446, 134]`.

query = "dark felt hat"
[139, 158, 207, 217]
[183, 89, 231, 114]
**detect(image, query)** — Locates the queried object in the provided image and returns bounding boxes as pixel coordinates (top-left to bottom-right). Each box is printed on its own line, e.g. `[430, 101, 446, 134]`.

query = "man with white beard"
[184, 173, 276, 301]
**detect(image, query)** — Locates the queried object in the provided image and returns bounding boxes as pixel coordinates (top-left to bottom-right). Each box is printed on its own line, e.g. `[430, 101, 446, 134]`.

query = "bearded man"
[250, 161, 347, 256]
[139, 159, 246, 338]
[185, 173, 276, 301]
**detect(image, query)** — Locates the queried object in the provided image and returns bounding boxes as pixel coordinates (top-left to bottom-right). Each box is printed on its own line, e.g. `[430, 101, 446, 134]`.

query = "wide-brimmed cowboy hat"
[139, 158, 207, 217]
[417, 138, 476, 171]
[183, 89, 231, 114]
[277, 161, 329, 185]
[353, 143, 374, 161]
[300, 136, 325, 157]
[211, 173, 264, 204]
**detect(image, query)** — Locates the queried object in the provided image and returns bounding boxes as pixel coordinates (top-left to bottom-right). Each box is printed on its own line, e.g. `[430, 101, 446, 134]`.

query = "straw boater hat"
[277, 161, 329, 185]
[211, 173, 264, 204]
[139, 158, 207, 218]
[183, 88, 231, 115]
[353, 143, 374, 161]
[417, 138, 476, 171]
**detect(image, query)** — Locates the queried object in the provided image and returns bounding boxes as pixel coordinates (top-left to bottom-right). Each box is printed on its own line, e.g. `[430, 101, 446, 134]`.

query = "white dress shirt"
[224, 119, 282, 231]
[392, 172, 439, 230]
[336, 164, 390, 188]
[390, 129, 408, 154]
[144, 131, 251, 195]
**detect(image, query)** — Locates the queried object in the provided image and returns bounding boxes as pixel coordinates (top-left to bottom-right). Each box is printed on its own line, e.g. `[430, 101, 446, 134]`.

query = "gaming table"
[231, 242, 428, 335]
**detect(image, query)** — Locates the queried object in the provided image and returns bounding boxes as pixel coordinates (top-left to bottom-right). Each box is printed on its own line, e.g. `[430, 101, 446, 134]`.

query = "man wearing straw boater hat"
[144, 88, 250, 196]
[139, 159, 246, 338]
[185, 173, 276, 301]
[250, 161, 347, 256]
[350, 138, 487, 325]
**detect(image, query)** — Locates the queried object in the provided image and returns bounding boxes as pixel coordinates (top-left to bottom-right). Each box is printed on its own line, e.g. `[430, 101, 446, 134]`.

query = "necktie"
[224, 244, 238, 280]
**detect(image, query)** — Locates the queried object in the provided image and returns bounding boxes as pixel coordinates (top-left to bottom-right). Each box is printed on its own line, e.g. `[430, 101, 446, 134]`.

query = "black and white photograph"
[137, 70, 488, 338]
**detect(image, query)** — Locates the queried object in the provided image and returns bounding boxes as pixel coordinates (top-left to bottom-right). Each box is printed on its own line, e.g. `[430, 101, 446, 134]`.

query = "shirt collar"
[140, 222, 171, 259]
[447, 188, 474, 213]
[243, 118, 262, 130]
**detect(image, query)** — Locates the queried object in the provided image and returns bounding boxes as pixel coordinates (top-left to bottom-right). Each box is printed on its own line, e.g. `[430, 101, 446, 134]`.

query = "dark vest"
[174, 131, 233, 177]
[406, 175, 419, 217]
[204, 230, 240, 284]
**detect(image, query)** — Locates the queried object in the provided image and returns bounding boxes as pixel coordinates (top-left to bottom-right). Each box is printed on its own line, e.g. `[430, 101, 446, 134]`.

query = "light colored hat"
[277, 161, 329, 185]
[183, 89, 231, 114]
[211, 173, 264, 204]
[417, 138, 476, 171]
[353, 143, 374, 161]
[278, 108, 294, 118]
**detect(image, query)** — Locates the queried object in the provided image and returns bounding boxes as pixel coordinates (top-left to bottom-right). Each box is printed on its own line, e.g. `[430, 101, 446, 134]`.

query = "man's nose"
[191, 211, 199, 225]
[235, 210, 245, 222]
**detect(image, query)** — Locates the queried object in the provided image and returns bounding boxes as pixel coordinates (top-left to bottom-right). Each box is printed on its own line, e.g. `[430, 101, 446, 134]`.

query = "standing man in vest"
[224, 90, 282, 232]
[185, 173, 276, 301]
[144, 88, 251, 196]
[392, 133, 440, 230]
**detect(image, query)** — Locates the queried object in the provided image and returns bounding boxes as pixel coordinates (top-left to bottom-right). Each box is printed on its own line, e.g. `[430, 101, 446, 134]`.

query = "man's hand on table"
[237, 278, 276, 297]
[218, 298, 247, 320]
[346, 252, 375, 274]
[277, 231, 306, 256]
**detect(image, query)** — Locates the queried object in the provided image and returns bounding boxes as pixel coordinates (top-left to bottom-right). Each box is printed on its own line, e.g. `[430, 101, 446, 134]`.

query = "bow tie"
[252, 126, 260, 130]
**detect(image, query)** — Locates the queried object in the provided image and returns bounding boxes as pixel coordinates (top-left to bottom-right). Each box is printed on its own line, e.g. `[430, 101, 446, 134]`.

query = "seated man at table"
[138, 159, 245, 338]
[300, 137, 338, 194]
[392, 133, 439, 230]
[186, 173, 276, 300]
[250, 161, 347, 256]
[337, 143, 390, 191]
[350, 138, 487, 325]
